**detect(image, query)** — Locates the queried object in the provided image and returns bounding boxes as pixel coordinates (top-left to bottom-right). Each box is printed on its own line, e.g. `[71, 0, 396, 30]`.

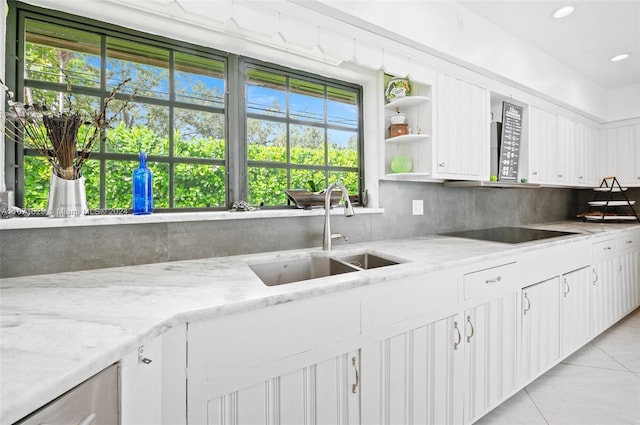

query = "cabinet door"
[188, 292, 360, 424]
[436, 73, 489, 179]
[635, 124, 640, 185]
[528, 106, 557, 183]
[605, 125, 637, 186]
[361, 314, 463, 425]
[618, 251, 639, 316]
[206, 350, 359, 425]
[556, 115, 575, 184]
[520, 277, 561, 385]
[580, 125, 601, 187]
[592, 258, 618, 336]
[561, 267, 592, 356]
[464, 291, 519, 424]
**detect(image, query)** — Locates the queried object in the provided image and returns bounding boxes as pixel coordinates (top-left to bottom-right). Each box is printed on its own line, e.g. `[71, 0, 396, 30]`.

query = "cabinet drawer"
[616, 232, 640, 252]
[592, 239, 616, 260]
[464, 262, 516, 300]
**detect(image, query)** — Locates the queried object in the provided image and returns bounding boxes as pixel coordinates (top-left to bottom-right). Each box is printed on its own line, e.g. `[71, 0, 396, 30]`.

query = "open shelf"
[385, 96, 431, 111]
[385, 134, 430, 144]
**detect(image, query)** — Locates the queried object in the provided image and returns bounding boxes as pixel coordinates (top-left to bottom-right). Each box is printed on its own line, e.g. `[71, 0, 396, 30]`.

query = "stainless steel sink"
[249, 256, 359, 286]
[336, 252, 401, 269]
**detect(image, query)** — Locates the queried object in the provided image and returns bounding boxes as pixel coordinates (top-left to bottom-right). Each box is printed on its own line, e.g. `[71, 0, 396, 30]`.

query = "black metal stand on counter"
[582, 176, 640, 223]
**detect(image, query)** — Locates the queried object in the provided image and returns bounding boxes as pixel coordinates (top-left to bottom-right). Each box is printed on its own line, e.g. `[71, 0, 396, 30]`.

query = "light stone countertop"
[1, 220, 637, 424]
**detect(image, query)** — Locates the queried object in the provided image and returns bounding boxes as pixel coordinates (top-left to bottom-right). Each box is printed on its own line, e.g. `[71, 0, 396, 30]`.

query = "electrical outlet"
[412, 199, 424, 215]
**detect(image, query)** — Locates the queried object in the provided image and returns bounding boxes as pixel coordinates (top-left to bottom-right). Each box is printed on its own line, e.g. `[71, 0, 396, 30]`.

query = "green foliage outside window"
[24, 124, 358, 211]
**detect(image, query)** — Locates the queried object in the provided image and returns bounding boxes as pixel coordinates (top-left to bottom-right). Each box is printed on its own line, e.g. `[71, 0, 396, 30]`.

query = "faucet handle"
[331, 233, 348, 242]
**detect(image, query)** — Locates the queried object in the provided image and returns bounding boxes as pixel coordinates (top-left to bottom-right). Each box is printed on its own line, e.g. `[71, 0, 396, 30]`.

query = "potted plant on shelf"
[2, 76, 136, 217]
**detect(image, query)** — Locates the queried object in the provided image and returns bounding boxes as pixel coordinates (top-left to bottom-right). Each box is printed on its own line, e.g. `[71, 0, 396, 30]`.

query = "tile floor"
[477, 307, 640, 425]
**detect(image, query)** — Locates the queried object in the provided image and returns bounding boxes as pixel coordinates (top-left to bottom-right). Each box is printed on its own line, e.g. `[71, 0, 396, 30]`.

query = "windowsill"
[0, 207, 384, 230]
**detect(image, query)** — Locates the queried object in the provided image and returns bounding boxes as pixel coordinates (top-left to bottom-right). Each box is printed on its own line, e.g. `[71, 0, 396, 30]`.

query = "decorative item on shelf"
[389, 123, 409, 138]
[385, 77, 410, 102]
[132, 152, 153, 215]
[2, 75, 136, 217]
[390, 146, 413, 173]
[390, 107, 407, 125]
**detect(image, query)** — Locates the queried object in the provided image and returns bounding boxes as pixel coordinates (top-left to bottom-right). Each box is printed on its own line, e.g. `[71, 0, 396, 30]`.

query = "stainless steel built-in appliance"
[439, 227, 578, 244]
[14, 364, 118, 425]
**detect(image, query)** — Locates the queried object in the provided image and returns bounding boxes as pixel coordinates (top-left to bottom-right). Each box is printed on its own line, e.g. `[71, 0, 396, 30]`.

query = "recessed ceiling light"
[610, 53, 630, 62]
[552, 6, 575, 19]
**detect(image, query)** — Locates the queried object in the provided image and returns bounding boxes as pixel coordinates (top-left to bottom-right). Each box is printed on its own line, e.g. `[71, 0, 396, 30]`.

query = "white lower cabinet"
[520, 277, 561, 385]
[360, 314, 464, 425]
[618, 250, 640, 314]
[206, 350, 360, 425]
[463, 292, 519, 424]
[186, 291, 361, 425]
[561, 266, 592, 357]
[591, 235, 640, 337]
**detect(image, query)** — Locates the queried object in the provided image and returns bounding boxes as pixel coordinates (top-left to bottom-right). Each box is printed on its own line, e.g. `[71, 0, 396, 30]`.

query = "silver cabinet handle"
[438, 162, 445, 167]
[453, 321, 462, 350]
[466, 315, 475, 343]
[563, 277, 570, 297]
[523, 292, 531, 315]
[557, 174, 563, 178]
[592, 268, 598, 285]
[485, 276, 502, 284]
[351, 356, 359, 394]
[532, 171, 538, 175]
[604, 246, 612, 251]
[626, 240, 633, 244]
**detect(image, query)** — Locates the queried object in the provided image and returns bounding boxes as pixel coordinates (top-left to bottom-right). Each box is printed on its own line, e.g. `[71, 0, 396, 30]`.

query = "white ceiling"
[457, 0, 640, 90]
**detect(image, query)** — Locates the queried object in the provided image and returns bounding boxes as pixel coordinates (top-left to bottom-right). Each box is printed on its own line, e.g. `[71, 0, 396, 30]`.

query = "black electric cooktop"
[439, 227, 578, 244]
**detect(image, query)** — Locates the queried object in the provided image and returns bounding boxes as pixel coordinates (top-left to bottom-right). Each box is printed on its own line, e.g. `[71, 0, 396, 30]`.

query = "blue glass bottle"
[132, 152, 153, 215]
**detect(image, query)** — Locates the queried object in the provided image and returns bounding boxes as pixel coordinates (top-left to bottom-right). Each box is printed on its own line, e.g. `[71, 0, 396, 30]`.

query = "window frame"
[5, 1, 364, 212]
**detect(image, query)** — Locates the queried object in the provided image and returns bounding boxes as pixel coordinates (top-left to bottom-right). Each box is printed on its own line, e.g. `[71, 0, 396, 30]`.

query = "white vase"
[46, 173, 88, 218]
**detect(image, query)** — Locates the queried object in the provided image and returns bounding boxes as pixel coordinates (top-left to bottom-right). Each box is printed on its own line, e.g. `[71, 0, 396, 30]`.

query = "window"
[244, 62, 361, 207]
[7, 3, 362, 212]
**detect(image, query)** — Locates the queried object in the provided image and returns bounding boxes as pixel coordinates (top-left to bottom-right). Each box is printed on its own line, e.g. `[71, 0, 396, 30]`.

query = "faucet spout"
[323, 182, 355, 251]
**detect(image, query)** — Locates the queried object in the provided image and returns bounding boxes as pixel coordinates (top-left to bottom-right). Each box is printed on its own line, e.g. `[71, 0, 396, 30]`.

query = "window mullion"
[228, 55, 243, 208]
[168, 51, 175, 208]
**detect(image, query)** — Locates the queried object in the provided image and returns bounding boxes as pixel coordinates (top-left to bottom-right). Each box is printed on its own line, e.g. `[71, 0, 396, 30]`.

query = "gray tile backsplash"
[0, 181, 593, 278]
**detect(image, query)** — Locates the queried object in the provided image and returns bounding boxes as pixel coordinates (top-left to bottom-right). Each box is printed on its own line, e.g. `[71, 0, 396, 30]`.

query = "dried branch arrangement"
[2, 76, 136, 180]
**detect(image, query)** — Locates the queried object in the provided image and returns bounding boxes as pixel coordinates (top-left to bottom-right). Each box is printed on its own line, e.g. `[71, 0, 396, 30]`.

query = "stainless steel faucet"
[323, 182, 355, 251]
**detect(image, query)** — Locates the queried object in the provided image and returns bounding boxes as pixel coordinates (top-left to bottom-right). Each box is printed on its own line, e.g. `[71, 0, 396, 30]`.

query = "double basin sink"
[248, 251, 407, 286]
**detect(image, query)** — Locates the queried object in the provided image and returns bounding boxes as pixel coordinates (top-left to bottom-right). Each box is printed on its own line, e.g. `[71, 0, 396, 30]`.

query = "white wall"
[607, 83, 640, 122]
[310, 0, 610, 121]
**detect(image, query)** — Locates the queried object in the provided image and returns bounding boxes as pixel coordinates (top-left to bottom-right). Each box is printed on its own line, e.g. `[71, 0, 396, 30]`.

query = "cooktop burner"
[439, 227, 578, 244]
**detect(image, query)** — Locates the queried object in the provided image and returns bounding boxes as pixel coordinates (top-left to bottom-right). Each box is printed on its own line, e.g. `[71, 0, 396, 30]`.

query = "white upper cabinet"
[604, 124, 640, 186]
[578, 124, 602, 187]
[528, 107, 600, 187]
[435, 73, 490, 180]
[527, 106, 558, 184]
